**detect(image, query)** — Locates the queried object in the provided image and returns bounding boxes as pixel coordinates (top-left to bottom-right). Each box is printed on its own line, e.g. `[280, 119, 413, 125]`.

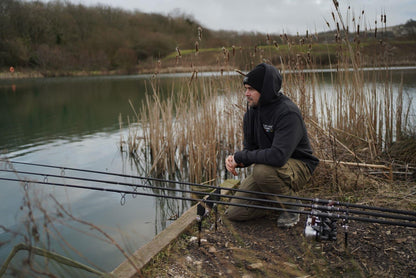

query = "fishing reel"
[196, 188, 221, 246]
[304, 209, 338, 241]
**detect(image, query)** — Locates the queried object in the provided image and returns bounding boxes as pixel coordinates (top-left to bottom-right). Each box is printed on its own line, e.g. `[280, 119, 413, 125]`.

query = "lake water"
[0, 68, 415, 276]
[0, 75, 193, 276]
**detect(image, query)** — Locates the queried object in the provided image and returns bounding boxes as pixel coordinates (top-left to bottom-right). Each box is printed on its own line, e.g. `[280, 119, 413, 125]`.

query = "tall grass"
[318, 1, 412, 159]
[125, 0, 414, 185]
[132, 76, 245, 184]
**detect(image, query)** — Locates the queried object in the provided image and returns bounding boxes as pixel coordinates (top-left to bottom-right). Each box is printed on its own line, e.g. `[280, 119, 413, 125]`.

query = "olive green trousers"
[225, 158, 311, 221]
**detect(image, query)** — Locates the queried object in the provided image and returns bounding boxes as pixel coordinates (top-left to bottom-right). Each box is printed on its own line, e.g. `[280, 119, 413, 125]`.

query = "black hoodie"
[234, 63, 319, 174]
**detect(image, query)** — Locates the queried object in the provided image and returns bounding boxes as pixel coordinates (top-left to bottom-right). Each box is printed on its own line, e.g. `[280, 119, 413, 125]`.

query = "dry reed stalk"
[132, 74, 244, 183]
[396, 75, 404, 140]
[118, 113, 125, 151]
[312, 1, 412, 162]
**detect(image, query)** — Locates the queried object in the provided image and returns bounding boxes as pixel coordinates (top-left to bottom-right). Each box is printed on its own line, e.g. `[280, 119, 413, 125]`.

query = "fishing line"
[0, 176, 318, 216]
[1, 168, 416, 223]
[1, 175, 416, 228]
[3, 160, 416, 217]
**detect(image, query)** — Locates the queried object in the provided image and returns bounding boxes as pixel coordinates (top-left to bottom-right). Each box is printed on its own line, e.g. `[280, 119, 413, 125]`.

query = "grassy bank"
[2, 36, 414, 79]
[141, 177, 416, 277]
[117, 92, 416, 276]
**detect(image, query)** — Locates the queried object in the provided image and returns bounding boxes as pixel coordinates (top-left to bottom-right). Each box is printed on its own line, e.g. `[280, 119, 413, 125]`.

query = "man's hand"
[225, 155, 241, 176]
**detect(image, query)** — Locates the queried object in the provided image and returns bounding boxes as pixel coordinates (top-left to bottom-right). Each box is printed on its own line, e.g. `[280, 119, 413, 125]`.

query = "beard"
[247, 97, 259, 108]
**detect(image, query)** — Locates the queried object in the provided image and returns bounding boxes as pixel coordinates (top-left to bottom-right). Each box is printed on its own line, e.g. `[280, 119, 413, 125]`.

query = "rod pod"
[196, 192, 218, 246]
[304, 209, 338, 241]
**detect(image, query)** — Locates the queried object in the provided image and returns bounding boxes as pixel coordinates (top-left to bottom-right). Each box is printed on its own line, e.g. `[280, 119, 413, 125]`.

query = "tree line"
[1, 0, 414, 74]
[0, 0, 268, 73]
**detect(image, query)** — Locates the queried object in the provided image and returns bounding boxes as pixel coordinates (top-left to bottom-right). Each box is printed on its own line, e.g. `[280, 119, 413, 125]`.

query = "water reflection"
[0, 75, 176, 153]
[0, 80, 192, 274]
[0, 140, 191, 274]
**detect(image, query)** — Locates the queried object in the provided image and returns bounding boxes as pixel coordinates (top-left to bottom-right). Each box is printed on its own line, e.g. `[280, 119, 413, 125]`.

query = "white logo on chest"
[263, 124, 273, 132]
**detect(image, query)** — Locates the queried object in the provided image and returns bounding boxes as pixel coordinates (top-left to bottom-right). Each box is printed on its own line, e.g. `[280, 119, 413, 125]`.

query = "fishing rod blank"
[3, 168, 416, 222]
[3, 160, 416, 217]
[0, 168, 309, 212]
[0, 176, 325, 219]
[1, 176, 416, 229]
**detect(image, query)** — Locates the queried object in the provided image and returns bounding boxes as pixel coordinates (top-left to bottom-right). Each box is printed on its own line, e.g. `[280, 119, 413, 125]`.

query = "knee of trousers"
[252, 164, 276, 184]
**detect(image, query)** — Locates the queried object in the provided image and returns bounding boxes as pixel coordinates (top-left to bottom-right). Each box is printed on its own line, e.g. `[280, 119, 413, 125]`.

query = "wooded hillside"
[1, 0, 415, 75]
[0, 0, 267, 73]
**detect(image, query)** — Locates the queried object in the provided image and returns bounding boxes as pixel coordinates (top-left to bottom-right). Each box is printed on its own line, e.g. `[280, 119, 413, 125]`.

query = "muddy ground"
[142, 179, 416, 278]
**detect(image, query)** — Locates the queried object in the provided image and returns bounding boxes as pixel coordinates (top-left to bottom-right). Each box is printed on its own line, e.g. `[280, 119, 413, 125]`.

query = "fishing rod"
[3, 160, 416, 246]
[3, 160, 416, 217]
[2, 168, 416, 223]
[2, 169, 416, 247]
[0, 168, 308, 210]
[0, 176, 341, 220]
[1, 176, 416, 229]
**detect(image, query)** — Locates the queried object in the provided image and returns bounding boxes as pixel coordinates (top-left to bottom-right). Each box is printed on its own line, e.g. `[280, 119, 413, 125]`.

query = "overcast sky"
[32, 0, 415, 34]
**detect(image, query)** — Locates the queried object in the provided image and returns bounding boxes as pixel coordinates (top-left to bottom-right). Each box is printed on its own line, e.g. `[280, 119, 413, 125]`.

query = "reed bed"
[124, 0, 414, 187]
[129, 76, 246, 185]
[280, 1, 414, 162]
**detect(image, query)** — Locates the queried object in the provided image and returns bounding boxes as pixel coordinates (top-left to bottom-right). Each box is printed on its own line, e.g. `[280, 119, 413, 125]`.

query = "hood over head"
[243, 63, 282, 106]
[243, 64, 265, 93]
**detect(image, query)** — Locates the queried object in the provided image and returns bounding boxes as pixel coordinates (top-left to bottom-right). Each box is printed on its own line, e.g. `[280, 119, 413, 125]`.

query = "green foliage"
[0, 0, 202, 71]
[1, 0, 414, 73]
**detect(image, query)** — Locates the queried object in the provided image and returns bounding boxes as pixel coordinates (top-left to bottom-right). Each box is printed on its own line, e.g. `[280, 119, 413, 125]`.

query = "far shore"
[0, 65, 228, 80]
[1, 64, 416, 80]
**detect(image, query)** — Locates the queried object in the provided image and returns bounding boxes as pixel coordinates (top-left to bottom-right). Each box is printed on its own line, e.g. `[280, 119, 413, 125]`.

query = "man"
[225, 63, 319, 227]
